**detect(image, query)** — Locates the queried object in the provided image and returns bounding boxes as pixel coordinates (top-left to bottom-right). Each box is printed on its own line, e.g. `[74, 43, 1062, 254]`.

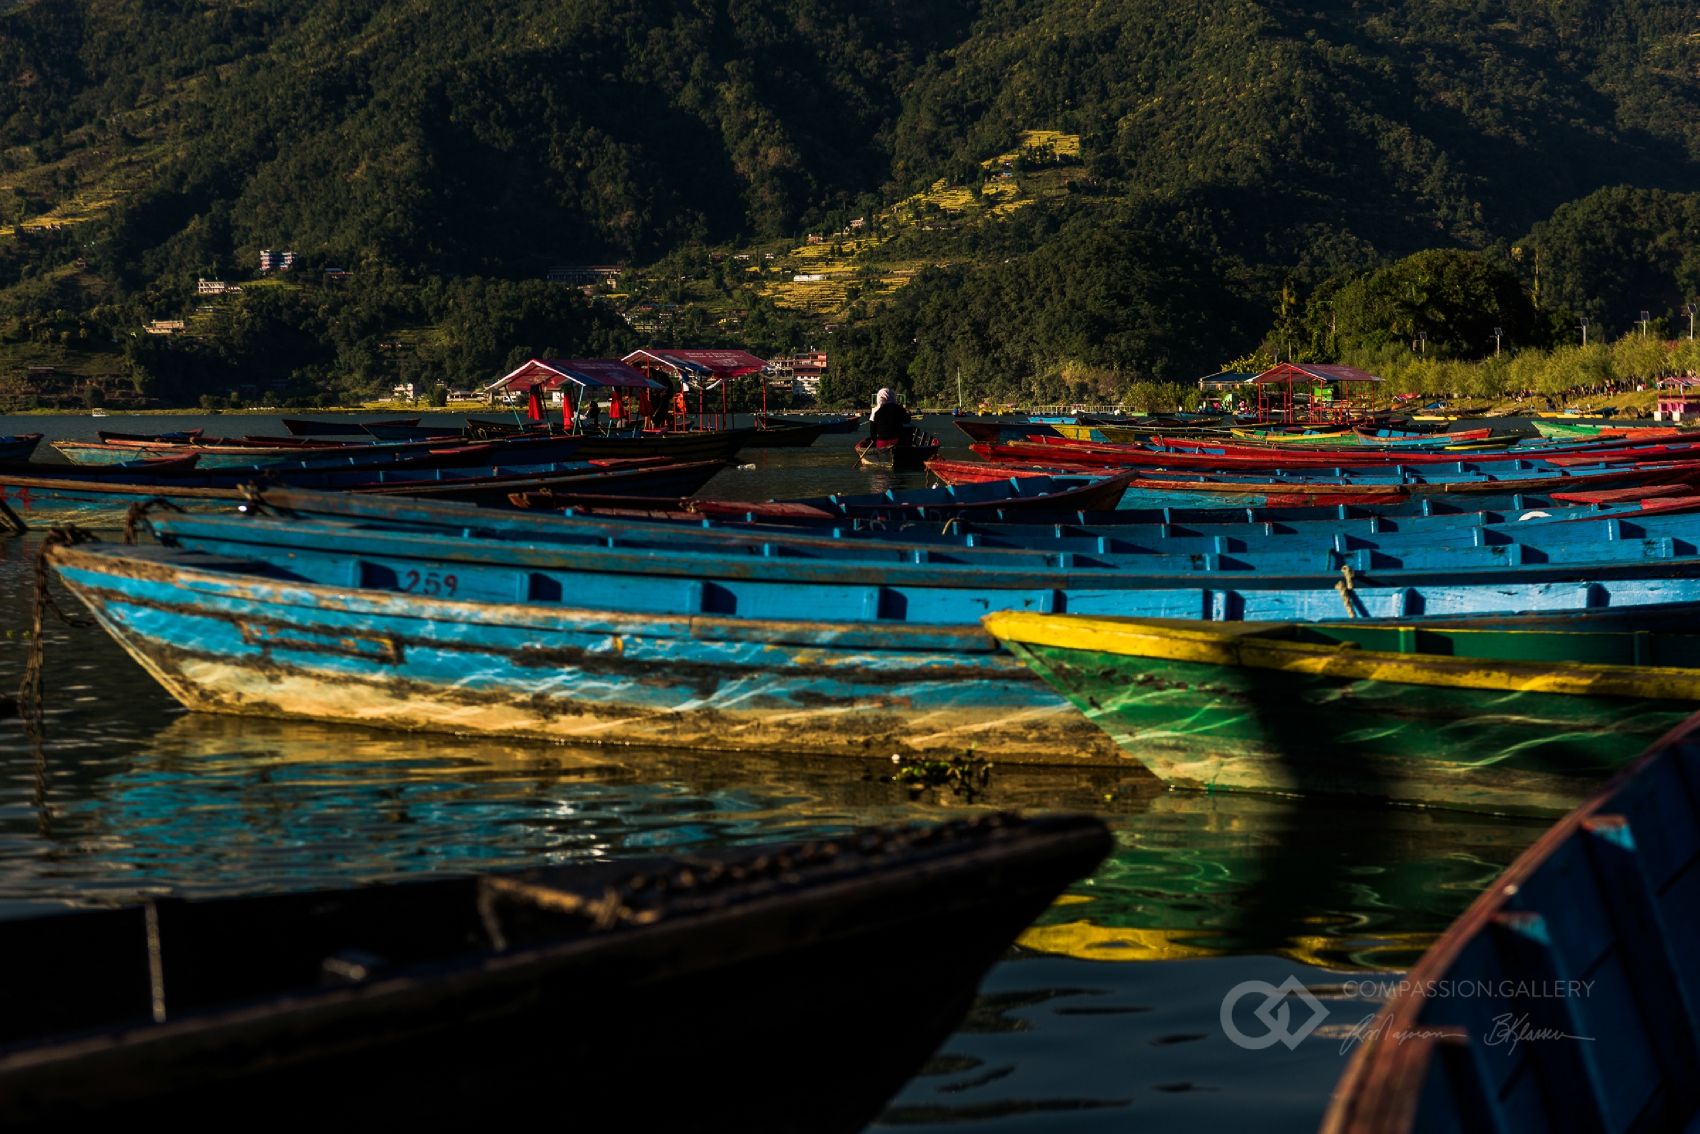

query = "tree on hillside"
[1326, 249, 1538, 359]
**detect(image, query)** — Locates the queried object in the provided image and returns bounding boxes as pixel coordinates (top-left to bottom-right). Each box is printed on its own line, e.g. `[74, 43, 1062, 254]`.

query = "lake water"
[0, 412, 1558, 1128]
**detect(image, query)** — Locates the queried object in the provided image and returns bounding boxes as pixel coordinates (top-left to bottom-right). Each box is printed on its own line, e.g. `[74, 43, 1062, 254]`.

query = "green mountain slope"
[2, 0, 1698, 405]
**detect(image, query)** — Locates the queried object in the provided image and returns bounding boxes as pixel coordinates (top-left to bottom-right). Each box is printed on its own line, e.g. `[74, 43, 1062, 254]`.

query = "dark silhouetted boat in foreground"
[1323, 712, 1700, 1132]
[0, 813, 1109, 1131]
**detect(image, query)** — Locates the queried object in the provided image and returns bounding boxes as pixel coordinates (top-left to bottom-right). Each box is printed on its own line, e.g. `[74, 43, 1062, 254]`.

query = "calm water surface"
[0, 412, 1556, 1129]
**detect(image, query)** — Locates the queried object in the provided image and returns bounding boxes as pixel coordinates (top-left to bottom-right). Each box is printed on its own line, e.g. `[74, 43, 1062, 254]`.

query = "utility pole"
[1580, 317, 1589, 347]
[1687, 303, 1696, 340]
[1640, 310, 1651, 339]
[1493, 327, 1503, 357]
[1416, 331, 1427, 356]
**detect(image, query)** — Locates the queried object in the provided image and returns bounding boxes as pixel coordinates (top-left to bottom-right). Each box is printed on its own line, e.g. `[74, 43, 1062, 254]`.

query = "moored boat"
[0, 434, 45, 464]
[855, 428, 942, 470]
[44, 492, 1700, 764]
[738, 419, 830, 448]
[1322, 712, 1700, 1132]
[0, 813, 1109, 1130]
[755, 411, 862, 433]
[281, 417, 422, 436]
[981, 611, 1700, 813]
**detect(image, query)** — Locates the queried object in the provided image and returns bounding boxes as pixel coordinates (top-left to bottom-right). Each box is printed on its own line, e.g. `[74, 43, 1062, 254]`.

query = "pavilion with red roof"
[1251, 362, 1382, 423]
[622, 348, 770, 429]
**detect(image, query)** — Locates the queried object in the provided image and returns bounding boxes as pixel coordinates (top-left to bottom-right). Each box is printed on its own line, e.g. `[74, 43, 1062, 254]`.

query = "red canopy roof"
[487, 358, 663, 392]
[623, 348, 768, 379]
[1251, 362, 1382, 385]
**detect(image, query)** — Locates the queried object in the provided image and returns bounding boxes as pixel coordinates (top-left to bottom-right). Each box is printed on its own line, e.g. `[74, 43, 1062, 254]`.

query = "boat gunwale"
[980, 611, 1700, 700]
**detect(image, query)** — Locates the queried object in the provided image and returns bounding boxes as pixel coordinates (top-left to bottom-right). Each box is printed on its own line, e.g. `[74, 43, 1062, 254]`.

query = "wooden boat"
[973, 433, 1700, 472]
[0, 458, 726, 526]
[281, 416, 421, 436]
[516, 471, 1139, 523]
[755, 411, 862, 433]
[150, 490, 1700, 586]
[1322, 712, 1700, 1132]
[738, 420, 830, 448]
[262, 480, 1700, 566]
[1530, 419, 1681, 441]
[981, 611, 1700, 813]
[855, 428, 941, 470]
[953, 418, 1065, 446]
[51, 513, 1700, 763]
[0, 814, 1109, 1130]
[361, 423, 467, 441]
[95, 429, 204, 444]
[0, 433, 44, 464]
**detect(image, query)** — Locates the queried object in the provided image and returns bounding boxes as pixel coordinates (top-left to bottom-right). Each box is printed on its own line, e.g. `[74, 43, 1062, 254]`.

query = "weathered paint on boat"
[1323, 712, 1700, 1132]
[48, 543, 1126, 765]
[981, 611, 1700, 813]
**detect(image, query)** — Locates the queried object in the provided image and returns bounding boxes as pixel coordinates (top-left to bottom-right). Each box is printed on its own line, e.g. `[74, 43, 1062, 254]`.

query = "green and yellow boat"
[981, 611, 1700, 814]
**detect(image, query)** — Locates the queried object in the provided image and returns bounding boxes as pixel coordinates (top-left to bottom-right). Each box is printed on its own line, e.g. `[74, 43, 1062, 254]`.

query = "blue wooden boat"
[245, 481, 1700, 567]
[50, 523, 1700, 762]
[0, 813, 1107, 1131]
[146, 495, 1700, 587]
[1324, 712, 1700, 1132]
[48, 541, 1128, 763]
[517, 471, 1140, 521]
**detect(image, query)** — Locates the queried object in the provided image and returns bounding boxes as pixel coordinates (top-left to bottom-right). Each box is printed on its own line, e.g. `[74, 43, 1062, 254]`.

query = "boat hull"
[991, 632, 1687, 813]
[855, 435, 942, 470]
[51, 545, 1127, 765]
[0, 815, 1108, 1130]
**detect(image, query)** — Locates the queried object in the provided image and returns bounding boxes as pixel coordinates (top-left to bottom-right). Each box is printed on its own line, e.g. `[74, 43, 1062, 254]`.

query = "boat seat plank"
[1507, 839, 1620, 972]
[1607, 761, 1700, 889]
[1486, 913, 1618, 1130]
[1583, 818, 1700, 1119]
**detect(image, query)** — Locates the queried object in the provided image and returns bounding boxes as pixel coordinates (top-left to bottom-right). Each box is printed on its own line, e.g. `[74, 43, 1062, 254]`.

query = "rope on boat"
[237, 481, 276, 517]
[121, 497, 185, 545]
[18, 526, 99, 732]
[1335, 563, 1363, 619]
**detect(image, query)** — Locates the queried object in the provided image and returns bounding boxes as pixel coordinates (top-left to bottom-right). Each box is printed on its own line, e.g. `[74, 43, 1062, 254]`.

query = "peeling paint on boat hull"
[51, 545, 1125, 765]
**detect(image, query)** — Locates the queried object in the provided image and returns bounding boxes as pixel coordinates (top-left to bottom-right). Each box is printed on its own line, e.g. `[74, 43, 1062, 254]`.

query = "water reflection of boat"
[1017, 791, 1544, 971]
[0, 813, 1108, 1131]
[90, 718, 1549, 974]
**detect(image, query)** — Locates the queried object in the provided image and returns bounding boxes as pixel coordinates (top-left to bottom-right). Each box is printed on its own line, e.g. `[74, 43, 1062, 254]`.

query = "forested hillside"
[2, 0, 1698, 407]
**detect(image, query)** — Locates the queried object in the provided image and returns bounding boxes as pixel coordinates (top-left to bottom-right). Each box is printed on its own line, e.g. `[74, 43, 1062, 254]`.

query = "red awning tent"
[484, 358, 665, 428]
[1250, 362, 1383, 424]
[621, 348, 770, 430]
[1657, 374, 1700, 421]
[487, 358, 664, 394]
